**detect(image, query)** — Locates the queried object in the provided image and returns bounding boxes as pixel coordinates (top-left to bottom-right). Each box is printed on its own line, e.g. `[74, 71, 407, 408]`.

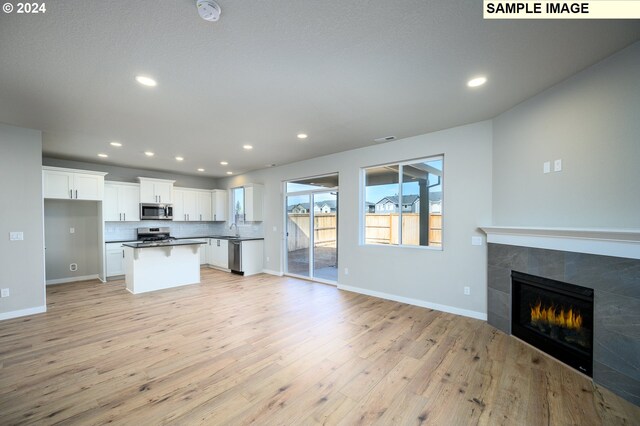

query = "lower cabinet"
[240, 240, 264, 276]
[105, 243, 126, 277]
[191, 239, 208, 265]
[207, 238, 229, 269]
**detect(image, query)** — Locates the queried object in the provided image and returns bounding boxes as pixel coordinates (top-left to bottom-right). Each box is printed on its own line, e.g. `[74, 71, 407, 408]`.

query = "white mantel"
[480, 226, 640, 260]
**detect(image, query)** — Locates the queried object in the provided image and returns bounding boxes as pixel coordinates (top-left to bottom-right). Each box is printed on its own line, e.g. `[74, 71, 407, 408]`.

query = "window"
[363, 156, 443, 248]
[232, 187, 245, 224]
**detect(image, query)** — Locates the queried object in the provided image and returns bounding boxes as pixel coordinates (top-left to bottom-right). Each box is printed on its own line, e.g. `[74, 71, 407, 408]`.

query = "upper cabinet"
[244, 184, 264, 222]
[43, 167, 107, 201]
[173, 188, 212, 222]
[197, 191, 212, 221]
[138, 177, 174, 204]
[211, 189, 227, 222]
[104, 182, 140, 222]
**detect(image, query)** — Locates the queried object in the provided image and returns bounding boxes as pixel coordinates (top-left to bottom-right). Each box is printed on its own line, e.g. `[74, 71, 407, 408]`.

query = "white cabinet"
[173, 188, 212, 221]
[207, 238, 229, 269]
[197, 191, 212, 221]
[104, 182, 140, 222]
[192, 239, 208, 265]
[244, 184, 264, 222]
[106, 242, 126, 277]
[43, 167, 107, 201]
[211, 190, 227, 222]
[241, 240, 264, 276]
[138, 177, 174, 203]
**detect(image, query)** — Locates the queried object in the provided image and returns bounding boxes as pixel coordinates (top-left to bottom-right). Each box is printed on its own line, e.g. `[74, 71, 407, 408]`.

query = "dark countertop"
[123, 240, 207, 249]
[106, 236, 264, 244]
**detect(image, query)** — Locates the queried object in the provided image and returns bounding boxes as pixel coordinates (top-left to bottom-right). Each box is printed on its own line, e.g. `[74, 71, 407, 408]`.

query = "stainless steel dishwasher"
[228, 239, 242, 274]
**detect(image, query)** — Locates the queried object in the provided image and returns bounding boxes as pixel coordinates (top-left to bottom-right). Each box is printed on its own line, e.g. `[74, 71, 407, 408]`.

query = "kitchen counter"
[106, 236, 264, 244]
[123, 240, 206, 249]
[123, 240, 204, 294]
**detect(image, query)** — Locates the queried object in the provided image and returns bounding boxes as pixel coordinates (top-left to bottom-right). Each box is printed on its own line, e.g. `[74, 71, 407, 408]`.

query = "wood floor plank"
[0, 268, 638, 425]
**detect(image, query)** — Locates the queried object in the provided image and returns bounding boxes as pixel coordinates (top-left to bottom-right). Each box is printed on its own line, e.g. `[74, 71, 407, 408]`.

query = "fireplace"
[511, 271, 594, 376]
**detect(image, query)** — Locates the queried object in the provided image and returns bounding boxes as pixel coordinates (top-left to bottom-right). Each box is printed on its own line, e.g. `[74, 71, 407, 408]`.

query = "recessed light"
[220, 161, 228, 165]
[110, 141, 122, 147]
[144, 151, 154, 157]
[175, 156, 184, 161]
[467, 76, 487, 88]
[197, 168, 205, 172]
[226, 171, 233, 175]
[243, 145, 253, 150]
[297, 133, 308, 139]
[98, 153, 108, 158]
[135, 75, 157, 87]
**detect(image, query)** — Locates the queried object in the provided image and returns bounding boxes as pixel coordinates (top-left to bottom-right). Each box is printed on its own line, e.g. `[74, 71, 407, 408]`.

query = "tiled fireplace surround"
[483, 227, 640, 406]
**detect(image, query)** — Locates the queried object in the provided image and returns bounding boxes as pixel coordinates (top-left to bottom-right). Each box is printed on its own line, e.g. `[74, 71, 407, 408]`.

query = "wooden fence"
[287, 213, 442, 250]
[364, 213, 442, 246]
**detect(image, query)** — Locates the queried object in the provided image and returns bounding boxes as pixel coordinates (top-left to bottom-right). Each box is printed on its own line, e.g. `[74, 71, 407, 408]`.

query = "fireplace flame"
[530, 300, 583, 330]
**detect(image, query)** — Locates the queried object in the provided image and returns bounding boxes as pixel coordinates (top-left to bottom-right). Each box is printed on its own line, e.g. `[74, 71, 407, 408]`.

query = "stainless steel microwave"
[140, 203, 173, 220]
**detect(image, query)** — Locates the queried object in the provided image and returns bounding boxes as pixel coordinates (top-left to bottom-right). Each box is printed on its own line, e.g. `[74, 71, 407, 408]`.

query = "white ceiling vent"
[197, 0, 222, 22]
[374, 136, 396, 143]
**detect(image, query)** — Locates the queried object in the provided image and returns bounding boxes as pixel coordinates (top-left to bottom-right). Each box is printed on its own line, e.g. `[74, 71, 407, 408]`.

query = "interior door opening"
[285, 174, 338, 284]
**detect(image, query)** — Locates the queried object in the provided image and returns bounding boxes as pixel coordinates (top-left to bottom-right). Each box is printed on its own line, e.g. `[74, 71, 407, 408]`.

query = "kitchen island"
[123, 240, 206, 294]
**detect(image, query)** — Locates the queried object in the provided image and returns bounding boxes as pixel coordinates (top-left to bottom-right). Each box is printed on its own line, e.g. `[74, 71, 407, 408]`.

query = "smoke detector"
[197, 0, 221, 22]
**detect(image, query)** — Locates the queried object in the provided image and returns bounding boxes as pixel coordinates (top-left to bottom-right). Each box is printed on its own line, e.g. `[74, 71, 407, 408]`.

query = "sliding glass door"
[286, 194, 311, 278]
[285, 175, 338, 284]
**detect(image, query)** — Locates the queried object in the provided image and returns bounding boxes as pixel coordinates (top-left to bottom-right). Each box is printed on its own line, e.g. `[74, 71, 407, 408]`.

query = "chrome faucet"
[229, 222, 240, 237]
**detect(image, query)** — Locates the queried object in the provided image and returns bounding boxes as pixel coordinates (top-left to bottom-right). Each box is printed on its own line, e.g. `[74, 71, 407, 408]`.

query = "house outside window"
[362, 156, 443, 248]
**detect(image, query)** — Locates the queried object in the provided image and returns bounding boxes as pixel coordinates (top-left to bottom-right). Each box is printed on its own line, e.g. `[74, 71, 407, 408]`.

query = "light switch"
[471, 236, 483, 246]
[9, 232, 23, 241]
[554, 159, 562, 172]
[70, 227, 75, 234]
[543, 161, 551, 174]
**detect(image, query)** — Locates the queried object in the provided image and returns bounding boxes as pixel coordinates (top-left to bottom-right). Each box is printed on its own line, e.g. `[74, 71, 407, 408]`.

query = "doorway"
[285, 174, 338, 284]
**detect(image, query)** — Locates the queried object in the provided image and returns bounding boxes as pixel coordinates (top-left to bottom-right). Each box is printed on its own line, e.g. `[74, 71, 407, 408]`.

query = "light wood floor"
[1, 269, 638, 425]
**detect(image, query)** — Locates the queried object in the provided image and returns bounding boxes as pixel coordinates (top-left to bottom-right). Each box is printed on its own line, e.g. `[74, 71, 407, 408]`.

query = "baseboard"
[262, 269, 283, 276]
[0, 305, 47, 321]
[337, 284, 487, 321]
[46, 274, 100, 285]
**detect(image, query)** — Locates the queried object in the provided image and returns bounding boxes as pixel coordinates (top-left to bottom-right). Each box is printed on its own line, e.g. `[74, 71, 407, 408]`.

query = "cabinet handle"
[214, 214, 216, 221]
[123, 213, 126, 221]
[70, 189, 73, 199]
[75, 190, 78, 199]
[159, 195, 161, 203]
[200, 214, 202, 221]
[119, 213, 122, 221]
[122, 250, 124, 258]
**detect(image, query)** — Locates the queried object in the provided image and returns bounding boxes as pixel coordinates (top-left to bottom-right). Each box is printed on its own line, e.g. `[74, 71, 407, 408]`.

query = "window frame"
[231, 186, 245, 225]
[360, 155, 444, 250]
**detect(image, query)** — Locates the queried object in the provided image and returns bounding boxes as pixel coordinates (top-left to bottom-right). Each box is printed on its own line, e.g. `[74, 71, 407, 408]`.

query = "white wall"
[0, 123, 46, 319]
[493, 41, 640, 228]
[222, 121, 493, 318]
[44, 200, 100, 282]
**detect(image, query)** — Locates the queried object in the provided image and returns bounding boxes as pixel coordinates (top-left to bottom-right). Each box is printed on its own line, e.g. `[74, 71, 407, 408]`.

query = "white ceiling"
[1, 1, 638, 177]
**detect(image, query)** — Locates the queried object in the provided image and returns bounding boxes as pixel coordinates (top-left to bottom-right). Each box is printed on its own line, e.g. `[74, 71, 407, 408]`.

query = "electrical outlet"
[70, 227, 75, 234]
[70, 263, 78, 272]
[543, 161, 551, 174]
[554, 159, 562, 172]
[471, 236, 483, 246]
[266, 256, 270, 262]
[1, 288, 9, 298]
[464, 286, 471, 295]
[344, 267, 349, 275]
[9, 232, 24, 241]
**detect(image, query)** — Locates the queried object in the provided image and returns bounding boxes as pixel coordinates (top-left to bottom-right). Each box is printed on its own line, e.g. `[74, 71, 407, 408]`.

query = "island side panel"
[124, 245, 201, 294]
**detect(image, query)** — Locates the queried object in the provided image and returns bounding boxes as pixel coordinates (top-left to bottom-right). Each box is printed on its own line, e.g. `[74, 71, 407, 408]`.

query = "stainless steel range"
[137, 227, 176, 244]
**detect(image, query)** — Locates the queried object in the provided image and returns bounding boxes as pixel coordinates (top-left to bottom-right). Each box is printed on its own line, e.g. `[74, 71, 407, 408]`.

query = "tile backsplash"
[104, 221, 264, 242]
